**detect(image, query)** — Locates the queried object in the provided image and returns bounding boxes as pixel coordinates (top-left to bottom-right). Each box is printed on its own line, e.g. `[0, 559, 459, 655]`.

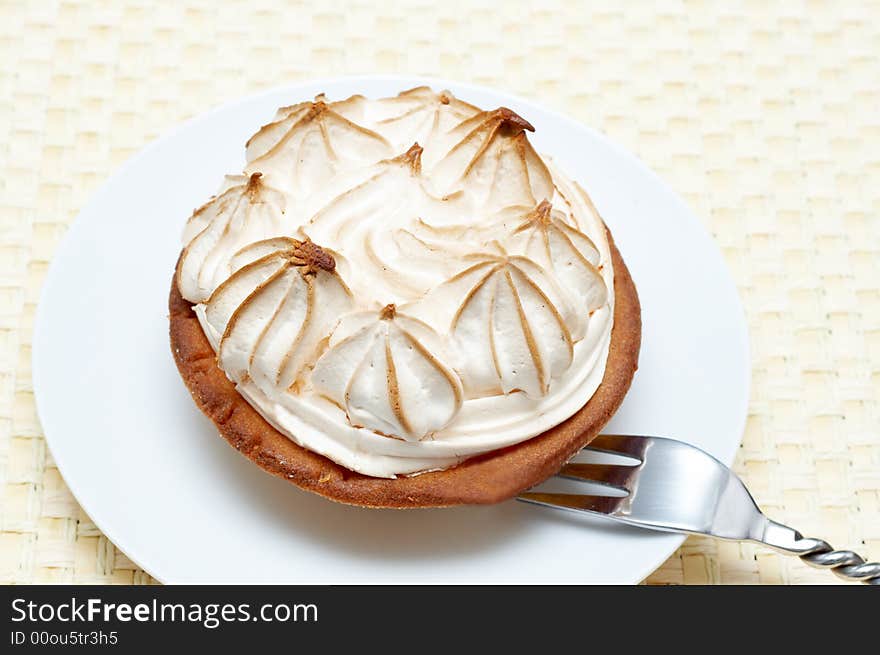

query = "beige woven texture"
[1, 0, 878, 585]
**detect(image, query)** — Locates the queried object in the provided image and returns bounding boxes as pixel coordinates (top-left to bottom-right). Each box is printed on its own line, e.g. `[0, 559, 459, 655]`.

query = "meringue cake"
[169, 87, 641, 507]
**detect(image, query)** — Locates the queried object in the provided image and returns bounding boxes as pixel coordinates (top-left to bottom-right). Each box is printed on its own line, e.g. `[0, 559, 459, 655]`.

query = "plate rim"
[32, 74, 751, 584]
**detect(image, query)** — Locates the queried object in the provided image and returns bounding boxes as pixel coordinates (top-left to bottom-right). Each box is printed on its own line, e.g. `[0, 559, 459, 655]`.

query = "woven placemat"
[1, 0, 878, 585]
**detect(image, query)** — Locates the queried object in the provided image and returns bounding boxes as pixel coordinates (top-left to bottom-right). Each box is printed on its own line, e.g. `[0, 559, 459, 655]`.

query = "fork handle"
[758, 519, 880, 585]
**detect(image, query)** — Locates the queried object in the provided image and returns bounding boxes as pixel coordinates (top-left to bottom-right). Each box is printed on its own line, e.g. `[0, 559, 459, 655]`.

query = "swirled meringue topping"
[178, 87, 614, 478]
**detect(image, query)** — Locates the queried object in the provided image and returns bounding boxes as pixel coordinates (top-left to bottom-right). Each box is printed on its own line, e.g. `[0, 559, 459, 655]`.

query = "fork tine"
[582, 434, 649, 461]
[557, 462, 633, 492]
[517, 492, 620, 515]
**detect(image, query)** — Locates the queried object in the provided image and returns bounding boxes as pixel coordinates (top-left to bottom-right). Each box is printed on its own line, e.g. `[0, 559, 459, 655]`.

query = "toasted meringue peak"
[379, 303, 397, 320]
[508, 200, 607, 313]
[312, 308, 463, 440]
[178, 173, 286, 303]
[518, 198, 554, 227]
[204, 238, 352, 391]
[369, 87, 481, 155]
[430, 108, 553, 211]
[287, 237, 336, 274]
[385, 142, 423, 174]
[180, 87, 615, 477]
[244, 98, 391, 194]
[244, 171, 264, 193]
[245, 93, 370, 161]
[420, 252, 576, 398]
[493, 106, 536, 133]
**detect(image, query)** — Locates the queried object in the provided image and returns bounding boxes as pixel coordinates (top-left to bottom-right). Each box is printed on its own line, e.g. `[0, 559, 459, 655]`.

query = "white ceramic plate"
[33, 75, 749, 584]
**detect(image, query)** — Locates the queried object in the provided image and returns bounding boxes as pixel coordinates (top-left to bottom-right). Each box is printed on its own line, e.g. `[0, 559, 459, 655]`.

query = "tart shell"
[169, 227, 641, 508]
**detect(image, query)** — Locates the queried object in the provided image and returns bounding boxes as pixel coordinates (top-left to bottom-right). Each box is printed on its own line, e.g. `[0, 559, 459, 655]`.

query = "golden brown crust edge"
[168, 228, 641, 508]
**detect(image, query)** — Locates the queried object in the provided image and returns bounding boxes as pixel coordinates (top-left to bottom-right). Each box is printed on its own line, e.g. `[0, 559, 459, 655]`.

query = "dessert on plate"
[169, 86, 641, 507]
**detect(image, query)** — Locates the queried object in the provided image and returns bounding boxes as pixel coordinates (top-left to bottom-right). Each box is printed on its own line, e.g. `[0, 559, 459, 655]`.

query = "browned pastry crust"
[169, 228, 641, 508]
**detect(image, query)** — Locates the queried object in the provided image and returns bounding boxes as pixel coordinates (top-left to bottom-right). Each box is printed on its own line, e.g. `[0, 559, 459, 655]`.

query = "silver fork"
[518, 435, 880, 584]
